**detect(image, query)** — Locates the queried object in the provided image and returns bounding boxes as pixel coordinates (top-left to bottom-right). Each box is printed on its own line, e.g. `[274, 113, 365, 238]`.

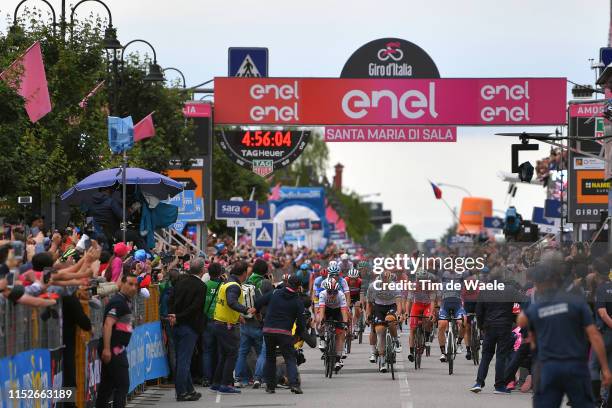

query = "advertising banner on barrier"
[324, 126, 456, 142]
[214, 77, 567, 126]
[50, 346, 64, 408]
[126, 321, 169, 393]
[0, 349, 53, 408]
[85, 339, 100, 408]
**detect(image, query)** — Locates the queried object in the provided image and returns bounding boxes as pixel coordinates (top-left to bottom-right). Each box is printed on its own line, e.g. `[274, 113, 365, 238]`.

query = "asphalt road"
[129, 328, 533, 408]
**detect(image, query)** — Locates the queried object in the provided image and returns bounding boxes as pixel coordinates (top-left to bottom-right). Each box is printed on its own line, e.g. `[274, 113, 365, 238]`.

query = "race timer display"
[216, 128, 310, 177]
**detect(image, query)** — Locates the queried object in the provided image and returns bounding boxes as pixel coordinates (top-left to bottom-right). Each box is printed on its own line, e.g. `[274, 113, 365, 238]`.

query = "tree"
[378, 224, 417, 255]
[0, 9, 196, 220]
[440, 222, 458, 244]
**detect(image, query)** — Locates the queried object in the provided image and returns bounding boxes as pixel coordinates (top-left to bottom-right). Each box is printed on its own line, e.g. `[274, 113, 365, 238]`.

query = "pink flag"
[134, 112, 155, 142]
[268, 183, 281, 200]
[0, 41, 51, 122]
[79, 80, 105, 109]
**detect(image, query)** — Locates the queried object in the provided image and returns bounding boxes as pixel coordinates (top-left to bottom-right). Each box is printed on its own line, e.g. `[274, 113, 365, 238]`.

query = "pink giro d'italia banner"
[324, 126, 457, 142]
[214, 77, 567, 126]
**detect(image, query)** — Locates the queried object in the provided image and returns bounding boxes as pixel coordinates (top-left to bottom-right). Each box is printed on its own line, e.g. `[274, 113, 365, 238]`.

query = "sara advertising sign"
[215, 200, 257, 219]
[214, 77, 566, 126]
[285, 218, 311, 231]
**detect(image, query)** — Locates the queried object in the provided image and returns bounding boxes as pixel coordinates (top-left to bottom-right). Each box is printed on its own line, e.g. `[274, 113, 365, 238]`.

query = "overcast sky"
[1, 0, 608, 240]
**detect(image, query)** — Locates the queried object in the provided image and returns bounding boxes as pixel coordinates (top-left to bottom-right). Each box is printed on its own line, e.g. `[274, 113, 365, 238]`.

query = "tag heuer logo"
[253, 160, 273, 177]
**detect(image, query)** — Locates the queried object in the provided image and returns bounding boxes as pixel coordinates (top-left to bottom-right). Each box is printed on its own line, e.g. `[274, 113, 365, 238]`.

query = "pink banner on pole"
[183, 102, 212, 118]
[324, 126, 456, 142]
[569, 103, 604, 118]
[214, 77, 567, 126]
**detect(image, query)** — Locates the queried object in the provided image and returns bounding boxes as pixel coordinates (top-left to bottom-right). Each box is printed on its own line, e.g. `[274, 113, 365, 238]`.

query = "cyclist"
[308, 263, 322, 295]
[346, 268, 363, 336]
[407, 268, 437, 362]
[366, 270, 403, 371]
[316, 277, 349, 372]
[325, 264, 351, 307]
[462, 268, 480, 361]
[338, 253, 353, 276]
[295, 263, 312, 295]
[437, 268, 469, 363]
[312, 268, 328, 349]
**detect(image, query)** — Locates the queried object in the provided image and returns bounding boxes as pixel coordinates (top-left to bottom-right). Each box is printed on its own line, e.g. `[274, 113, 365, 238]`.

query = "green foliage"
[376, 224, 417, 255]
[272, 129, 328, 186]
[0, 9, 197, 218]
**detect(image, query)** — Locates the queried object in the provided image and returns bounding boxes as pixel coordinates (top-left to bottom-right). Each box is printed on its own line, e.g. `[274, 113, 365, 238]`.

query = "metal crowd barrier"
[0, 299, 63, 358]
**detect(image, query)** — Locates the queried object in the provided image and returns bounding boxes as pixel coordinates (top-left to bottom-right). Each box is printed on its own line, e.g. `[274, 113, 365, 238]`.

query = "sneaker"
[234, 381, 248, 388]
[218, 386, 241, 394]
[341, 352, 348, 359]
[290, 385, 304, 394]
[469, 383, 483, 393]
[520, 375, 532, 393]
[335, 362, 342, 371]
[369, 353, 376, 363]
[494, 386, 511, 394]
[379, 365, 388, 373]
[465, 350, 472, 360]
[176, 392, 201, 401]
[407, 354, 415, 362]
[456, 344, 463, 354]
[318, 339, 325, 350]
[209, 384, 220, 393]
[506, 381, 515, 391]
[395, 342, 403, 353]
[439, 354, 447, 363]
[265, 386, 275, 394]
[200, 379, 210, 387]
[253, 380, 261, 389]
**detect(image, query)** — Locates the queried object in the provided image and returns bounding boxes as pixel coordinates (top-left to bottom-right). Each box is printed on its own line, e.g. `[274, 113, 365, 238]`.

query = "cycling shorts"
[373, 303, 396, 324]
[438, 299, 466, 320]
[324, 307, 343, 322]
[464, 301, 477, 316]
[350, 294, 360, 305]
[410, 302, 431, 329]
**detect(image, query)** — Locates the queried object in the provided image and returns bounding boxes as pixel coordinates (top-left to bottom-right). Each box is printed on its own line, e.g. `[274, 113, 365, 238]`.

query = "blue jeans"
[174, 324, 198, 396]
[235, 324, 264, 383]
[202, 321, 217, 383]
[534, 360, 594, 408]
[476, 326, 513, 389]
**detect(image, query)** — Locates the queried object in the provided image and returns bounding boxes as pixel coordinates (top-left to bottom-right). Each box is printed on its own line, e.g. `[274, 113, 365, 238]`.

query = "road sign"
[227, 219, 247, 227]
[257, 202, 274, 220]
[246, 220, 263, 229]
[254, 222, 276, 248]
[544, 199, 562, 219]
[483, 216, 504, 229]
[228, 47, 268, 77]
[532, 207, 555, 226]
[215, 200, 257, 219]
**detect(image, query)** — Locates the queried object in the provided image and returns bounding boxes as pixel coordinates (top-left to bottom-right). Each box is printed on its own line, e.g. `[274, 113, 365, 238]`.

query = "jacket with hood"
[88, 192, 122, 236]
[255, 287, 306, 336]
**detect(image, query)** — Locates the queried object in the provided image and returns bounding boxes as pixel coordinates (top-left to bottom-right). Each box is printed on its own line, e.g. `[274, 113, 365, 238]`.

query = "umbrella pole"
[122, 151, 127, 243]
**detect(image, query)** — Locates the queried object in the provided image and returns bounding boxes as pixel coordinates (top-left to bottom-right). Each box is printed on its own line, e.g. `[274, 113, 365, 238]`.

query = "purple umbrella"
[60, 167, 183, 202]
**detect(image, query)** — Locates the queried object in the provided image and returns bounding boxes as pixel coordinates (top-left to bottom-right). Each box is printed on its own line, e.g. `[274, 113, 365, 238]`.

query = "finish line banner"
[214, 77, 566, 126]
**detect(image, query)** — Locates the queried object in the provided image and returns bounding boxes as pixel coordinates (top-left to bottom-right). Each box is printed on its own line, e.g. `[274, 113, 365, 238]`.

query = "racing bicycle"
[445, 309, 462, 375]
[376, 310, 397, 380]
[467, 313, 480, 366]
[322, 320, 345, 378]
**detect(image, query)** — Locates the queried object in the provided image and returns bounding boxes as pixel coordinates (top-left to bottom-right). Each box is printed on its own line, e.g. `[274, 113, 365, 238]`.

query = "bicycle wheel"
[386, 334, 396, 380]
[446, 329, 454, 375]
[326, 329, 336, 378]
[415, 327, 423, 370]
[346, 330, 352, 354]
[471, 321, 480, 366]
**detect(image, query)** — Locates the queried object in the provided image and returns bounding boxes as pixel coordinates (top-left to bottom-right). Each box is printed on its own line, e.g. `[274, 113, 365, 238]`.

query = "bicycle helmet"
[340, 253, 349, 261]
[319, 268, 328, 278]
[415, 268, 428, 279]
[300, 263, 311, 271]
[313, 263, 321, 271]
[328, 260, 338, 268]
[325, 277, 339, 292]
[347, 268, 359, 279]
[327, 264, 341, 276]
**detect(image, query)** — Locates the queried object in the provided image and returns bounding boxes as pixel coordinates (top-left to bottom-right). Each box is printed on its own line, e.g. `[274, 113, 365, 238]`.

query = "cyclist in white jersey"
[316, 278, 349, 371]
[437, 269, 469, 363]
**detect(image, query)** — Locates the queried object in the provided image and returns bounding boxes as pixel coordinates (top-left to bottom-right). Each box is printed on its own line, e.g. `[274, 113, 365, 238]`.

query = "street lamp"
[163, 67, 186, 88]
[70, 0, 120, 48]
[436, 182, 472, 196]
[121, 39, 165, 82]
[12, 0, 57, 34]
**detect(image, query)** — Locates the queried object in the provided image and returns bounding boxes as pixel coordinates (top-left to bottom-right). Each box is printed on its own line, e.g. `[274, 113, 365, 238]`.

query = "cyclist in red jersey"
[346, 268, 362, 335]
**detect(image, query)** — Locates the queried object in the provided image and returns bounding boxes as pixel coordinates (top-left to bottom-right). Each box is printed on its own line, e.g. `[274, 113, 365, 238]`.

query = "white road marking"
[215, 394, 221, 403]
[397, 341, 414, 408]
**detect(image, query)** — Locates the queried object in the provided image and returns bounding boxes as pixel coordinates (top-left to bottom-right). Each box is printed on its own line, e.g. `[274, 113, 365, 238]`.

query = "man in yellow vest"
[211, 261, 256, 394]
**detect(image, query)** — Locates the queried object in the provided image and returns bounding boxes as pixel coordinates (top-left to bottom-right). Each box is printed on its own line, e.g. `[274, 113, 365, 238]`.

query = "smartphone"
[11, 241, 24, 260]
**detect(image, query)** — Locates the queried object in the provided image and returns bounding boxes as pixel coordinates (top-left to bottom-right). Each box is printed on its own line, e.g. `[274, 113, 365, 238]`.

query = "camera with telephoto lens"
[42, 267, 54, 284]
[88, 278, 99, 296]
